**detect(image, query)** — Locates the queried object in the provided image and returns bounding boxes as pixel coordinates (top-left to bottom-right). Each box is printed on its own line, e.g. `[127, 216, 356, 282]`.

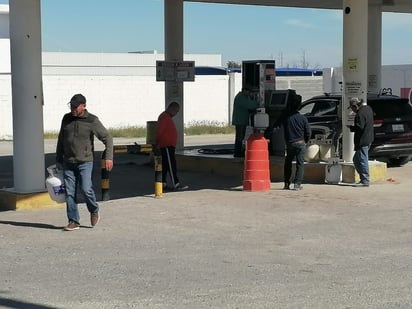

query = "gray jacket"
[56, 110, 113, 164]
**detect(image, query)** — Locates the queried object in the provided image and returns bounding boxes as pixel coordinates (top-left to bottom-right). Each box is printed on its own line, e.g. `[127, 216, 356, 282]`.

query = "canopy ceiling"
[187, 0, 412, 13]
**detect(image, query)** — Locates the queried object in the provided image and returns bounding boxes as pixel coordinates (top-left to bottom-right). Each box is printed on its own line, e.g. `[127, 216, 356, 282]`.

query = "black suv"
[299, 92, 412, 166]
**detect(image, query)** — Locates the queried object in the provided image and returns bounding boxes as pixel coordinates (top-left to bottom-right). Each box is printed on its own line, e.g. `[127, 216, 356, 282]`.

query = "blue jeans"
[64, 161, 99, 224]
[284, 143, 306, 185]
[353, 146, 370, 184]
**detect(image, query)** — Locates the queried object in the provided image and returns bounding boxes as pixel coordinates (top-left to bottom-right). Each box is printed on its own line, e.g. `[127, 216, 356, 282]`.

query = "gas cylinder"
[319, 144, 332, 161]
[45, 165, 66, 203]
[304, 143, 320, 162]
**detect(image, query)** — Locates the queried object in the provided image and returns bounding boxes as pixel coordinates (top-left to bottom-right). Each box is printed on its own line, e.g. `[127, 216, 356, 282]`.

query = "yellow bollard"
[101, 150, 110, 201]
[154, 152, 163, 198]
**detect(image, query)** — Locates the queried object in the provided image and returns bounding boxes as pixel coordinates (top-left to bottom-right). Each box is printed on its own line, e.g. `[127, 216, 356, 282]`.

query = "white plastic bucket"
[45, 164, 66, 203]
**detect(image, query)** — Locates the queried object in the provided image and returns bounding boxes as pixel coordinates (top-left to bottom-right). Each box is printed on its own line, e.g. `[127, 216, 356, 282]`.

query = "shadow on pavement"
[0, 150, 243, 202]
[0, 221, 63, 229]
[100, 151, 243, 200]
[0, 295, 59, 309]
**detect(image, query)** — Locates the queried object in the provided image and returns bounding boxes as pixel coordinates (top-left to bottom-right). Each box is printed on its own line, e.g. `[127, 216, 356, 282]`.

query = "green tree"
[227, 61, 241, 68]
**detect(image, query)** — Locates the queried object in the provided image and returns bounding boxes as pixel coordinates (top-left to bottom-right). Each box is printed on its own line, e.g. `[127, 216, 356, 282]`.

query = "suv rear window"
[300, 99, 337, 117]
[368, 99, 412, 119]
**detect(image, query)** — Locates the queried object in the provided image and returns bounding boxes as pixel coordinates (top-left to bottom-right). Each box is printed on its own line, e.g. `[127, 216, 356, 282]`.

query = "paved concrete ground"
[0, 135, 411, 308]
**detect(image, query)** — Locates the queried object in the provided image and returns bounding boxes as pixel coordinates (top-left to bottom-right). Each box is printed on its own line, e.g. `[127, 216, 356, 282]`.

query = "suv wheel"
[387, 156, 412, 167]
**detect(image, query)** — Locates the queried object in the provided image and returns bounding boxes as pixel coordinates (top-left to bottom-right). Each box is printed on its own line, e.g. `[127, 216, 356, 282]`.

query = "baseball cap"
[348, 97, 363, 109]
[69, 94, 86, 108]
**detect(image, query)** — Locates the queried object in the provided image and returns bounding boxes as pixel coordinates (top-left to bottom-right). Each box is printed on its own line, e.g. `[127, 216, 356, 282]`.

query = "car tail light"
[374, 119, 383, 127]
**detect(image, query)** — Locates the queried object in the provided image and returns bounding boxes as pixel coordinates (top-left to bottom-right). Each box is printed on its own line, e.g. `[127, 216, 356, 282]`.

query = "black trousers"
[234, 125, 246, 157]
[160, 146, 179, 186]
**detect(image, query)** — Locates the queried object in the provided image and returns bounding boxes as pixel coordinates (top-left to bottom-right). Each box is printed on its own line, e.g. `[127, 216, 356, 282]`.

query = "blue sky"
[1, 0, 412, 68]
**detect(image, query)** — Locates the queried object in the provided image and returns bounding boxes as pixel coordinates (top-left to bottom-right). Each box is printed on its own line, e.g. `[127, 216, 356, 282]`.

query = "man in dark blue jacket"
[283, 94, 311, 190]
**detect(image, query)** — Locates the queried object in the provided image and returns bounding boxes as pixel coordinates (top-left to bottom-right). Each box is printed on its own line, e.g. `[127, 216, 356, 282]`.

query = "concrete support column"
[368, 4, 382, 93]
[9, 0, 45, 192]
[164, 0, 184, 150]
[342, 0, 368, 162]
[228, 72, 235, 125]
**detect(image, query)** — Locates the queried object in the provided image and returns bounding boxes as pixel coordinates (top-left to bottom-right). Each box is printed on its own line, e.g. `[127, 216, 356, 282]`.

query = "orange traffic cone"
[243, 133, 271, 192]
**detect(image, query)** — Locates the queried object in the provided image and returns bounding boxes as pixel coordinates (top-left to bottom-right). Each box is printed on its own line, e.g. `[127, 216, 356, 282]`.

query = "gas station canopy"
[188, 0, 412, 13]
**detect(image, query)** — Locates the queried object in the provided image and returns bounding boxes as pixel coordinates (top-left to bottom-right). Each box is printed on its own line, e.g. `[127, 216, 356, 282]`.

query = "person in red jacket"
[155, 101, 188, 190]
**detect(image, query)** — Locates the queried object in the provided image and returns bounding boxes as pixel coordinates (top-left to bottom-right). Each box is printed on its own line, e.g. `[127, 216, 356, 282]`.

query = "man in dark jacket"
[348, 97, 374, 187]
[232, 87, 258, 157]
[283, 94, 311, 191]
[56, 94, 113, 231]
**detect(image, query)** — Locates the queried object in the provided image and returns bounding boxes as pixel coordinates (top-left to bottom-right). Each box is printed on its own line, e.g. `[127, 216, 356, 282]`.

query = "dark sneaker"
[174, 182, 189, 191]
[64, 221, 80, 231]
[353, 182, 369, 187]
[292, 184, 303, 191]
[283, 183, 290, 190]
[91, 212, 100, 227]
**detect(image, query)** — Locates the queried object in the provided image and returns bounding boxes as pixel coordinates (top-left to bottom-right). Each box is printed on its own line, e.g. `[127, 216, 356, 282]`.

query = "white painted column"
[228, 72, 235, 125]
[9, 0, 45, 192]
[164, 0, 184, 150]
[368, 4, 382, 93]
[342, 0, 368, 162]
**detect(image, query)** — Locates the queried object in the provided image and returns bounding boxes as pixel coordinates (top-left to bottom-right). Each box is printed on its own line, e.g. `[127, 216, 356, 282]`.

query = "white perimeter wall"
[0, 75, 12, 139]
[1, 70, 324, 140]
[41, 74, 235, 133]
[0, 39, 10, 72]
[0, 73, 241, 140]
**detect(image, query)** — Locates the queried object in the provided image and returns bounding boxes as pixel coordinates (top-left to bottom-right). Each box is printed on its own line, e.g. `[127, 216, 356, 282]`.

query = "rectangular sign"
[345, 81, 362, 95]
[156, 61, 176, 81]
[156, 61, 195, 82]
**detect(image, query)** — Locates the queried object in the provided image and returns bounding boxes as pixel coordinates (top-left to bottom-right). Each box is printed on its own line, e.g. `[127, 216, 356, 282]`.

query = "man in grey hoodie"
[56, 94, 113, 231]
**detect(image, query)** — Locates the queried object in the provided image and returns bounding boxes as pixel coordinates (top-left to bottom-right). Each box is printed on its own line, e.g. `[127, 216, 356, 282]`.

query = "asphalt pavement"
[0, 135, 411, 308]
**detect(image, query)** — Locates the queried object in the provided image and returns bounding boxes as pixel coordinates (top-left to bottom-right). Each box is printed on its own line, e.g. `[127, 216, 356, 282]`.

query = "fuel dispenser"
[241, 60, 275, 191]
[240, 61, 305, 191]
[241, 60, 300, 156]
[241, 60, 275, 133]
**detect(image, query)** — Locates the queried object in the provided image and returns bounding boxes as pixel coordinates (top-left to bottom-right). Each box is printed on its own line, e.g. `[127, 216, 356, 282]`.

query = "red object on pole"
[243, 133, 271, 192]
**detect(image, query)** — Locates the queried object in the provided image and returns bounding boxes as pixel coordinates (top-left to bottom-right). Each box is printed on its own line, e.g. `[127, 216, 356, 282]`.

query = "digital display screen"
[270, 91, 288, 107]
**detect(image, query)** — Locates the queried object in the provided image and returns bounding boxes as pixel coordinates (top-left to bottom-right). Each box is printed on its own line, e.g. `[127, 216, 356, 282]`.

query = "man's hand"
[105, 159, 113, 172]
[56, 162, 64, 171]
